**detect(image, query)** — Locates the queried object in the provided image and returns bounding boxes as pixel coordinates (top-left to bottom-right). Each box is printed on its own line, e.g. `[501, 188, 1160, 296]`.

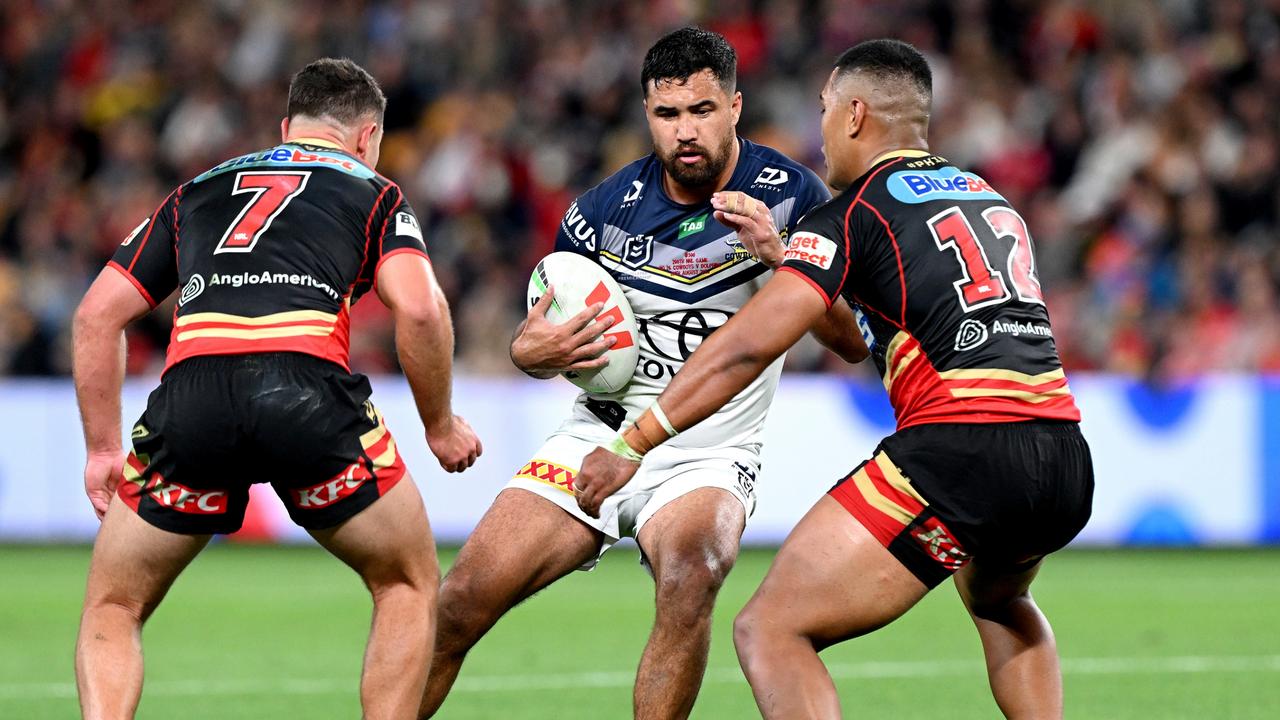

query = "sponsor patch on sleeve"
[395, 211, 423, 241]
[783, 232, 837, 270]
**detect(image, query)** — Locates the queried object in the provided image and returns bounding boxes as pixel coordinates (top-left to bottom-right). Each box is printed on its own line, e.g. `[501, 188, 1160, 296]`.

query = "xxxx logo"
[516, 460, 577, 494]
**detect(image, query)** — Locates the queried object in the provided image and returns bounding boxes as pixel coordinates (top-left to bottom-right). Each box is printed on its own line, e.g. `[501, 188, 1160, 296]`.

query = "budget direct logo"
[888, 168, 1005, 204]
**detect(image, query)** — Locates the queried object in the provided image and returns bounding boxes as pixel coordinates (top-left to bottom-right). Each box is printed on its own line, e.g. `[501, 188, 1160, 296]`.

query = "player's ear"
[356, 121, 379, 159]
[847, 97, 866, 138]
[280, 117, 289, 143]
[730, 90, 742, 125]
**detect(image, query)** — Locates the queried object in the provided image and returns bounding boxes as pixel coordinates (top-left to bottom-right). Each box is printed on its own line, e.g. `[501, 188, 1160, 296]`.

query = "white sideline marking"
[3, 655, 1278, 700]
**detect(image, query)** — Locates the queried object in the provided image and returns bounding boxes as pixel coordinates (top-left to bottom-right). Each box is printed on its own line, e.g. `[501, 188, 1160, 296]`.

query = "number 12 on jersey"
[214, 171, 311, 254]
[927, 205, 1044, 312]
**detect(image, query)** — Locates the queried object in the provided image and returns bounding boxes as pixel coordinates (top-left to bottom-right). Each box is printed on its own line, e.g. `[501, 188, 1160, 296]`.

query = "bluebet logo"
[888, 168, 1005, 204]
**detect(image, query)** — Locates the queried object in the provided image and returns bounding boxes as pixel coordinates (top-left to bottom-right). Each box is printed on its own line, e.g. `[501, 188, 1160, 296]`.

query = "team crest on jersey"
[621, 234, 653, 269]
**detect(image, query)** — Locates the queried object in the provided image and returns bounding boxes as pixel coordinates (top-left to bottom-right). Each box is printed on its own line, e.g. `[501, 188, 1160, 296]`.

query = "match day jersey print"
[555, 138, 829, 449]
[779, 150, 1081, 429]
[109, 141, 428, 373]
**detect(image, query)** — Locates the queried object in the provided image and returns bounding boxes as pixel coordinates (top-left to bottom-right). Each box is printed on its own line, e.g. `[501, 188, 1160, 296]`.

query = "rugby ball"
[527, 252, 639, 394]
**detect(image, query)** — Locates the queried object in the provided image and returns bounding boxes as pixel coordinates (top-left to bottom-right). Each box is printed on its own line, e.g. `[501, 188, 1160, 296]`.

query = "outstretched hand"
[574, 446, 640, 518]
[713, 191, 784, 269]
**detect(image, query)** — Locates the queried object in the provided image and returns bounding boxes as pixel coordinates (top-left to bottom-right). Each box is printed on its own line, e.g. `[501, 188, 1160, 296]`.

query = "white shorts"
[505, 418, 759, 570]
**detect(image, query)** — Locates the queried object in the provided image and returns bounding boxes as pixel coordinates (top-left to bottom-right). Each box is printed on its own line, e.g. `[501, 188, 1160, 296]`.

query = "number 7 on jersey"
[214, 171, 311, 254]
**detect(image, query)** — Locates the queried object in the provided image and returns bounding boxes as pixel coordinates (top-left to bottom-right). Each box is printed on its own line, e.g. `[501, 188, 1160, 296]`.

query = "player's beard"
[659, 134, 735, 190]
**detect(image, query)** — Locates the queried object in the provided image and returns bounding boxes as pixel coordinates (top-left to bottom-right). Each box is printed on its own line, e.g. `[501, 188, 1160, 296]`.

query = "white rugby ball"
[527, 252, 639, 394]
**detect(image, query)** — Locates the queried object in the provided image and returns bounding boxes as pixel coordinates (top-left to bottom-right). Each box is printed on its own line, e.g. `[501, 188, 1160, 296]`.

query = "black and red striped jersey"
[108, 140, 427, 373]
[779, 150, 1080, 429]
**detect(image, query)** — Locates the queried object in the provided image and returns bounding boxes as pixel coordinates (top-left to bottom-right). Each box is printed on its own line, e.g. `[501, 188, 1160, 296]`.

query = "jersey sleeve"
[553, 189, 600, 258]
[107, 188, 181, 308]
[784, 166, 832, 232]
[373, 187, 428, 273]
[778, 206, 850, 310]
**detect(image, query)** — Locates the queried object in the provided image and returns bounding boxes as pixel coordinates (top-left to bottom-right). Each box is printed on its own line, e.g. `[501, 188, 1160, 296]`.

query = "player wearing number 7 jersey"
[575, 40, 1094, 719]
[72, 58, 480, 720]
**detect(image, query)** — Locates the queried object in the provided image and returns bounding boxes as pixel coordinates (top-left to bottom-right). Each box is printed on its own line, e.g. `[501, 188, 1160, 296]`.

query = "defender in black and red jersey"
[72, 59, 481, 720]
[575, 41, 1092, 719]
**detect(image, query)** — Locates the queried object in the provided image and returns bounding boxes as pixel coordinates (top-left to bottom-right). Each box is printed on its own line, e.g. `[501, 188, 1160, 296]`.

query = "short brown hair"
[286, 58, 386, 125]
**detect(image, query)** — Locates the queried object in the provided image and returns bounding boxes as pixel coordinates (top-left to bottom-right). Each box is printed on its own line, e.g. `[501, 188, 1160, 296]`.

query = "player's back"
[781, 150, 1080, 429]
[110, 141, 427, 374]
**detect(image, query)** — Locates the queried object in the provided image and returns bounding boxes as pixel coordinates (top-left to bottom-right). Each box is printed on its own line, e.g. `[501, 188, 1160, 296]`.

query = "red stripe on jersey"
[777, 266, 833, 308]
[865, 458, 927, 516]
[858, 198, 908, 327]
[884, 330, 1082, 428]
[176, 318, 336, 332]
[106, 261, 157, 308]
[828, 474, 906, 548]
[358, 184, 396, 295]
[163, 333, 351, 374]
[127, 188, 178, 275]
[838, 158, 907, 299]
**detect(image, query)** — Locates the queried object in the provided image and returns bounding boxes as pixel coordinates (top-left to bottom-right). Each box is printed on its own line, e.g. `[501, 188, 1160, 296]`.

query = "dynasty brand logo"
[954, 319, 989, 351]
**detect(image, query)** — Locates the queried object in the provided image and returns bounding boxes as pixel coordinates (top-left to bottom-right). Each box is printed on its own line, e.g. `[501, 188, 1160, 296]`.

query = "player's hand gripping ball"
[525, 252, 640, 394]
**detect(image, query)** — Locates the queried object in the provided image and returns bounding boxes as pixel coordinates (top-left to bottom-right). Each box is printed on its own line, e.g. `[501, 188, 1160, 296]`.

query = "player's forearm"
[810, 300, 870, 363]
[395, 293, 458, 435]
[72, 312, 126, 456]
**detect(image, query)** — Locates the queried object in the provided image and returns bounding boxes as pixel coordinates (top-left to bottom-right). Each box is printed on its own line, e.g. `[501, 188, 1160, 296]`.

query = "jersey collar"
[869, 148, 933, 167]
[287, 137, 345, 150]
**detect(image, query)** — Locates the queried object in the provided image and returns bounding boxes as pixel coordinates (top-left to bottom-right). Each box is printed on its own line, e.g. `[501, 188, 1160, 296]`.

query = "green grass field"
[2, 545, 1278, 719]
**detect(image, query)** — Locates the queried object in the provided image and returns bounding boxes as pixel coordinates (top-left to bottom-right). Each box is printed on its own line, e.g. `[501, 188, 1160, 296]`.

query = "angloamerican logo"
[991, 320, 1052, 338]
[209, 271, 341, 301]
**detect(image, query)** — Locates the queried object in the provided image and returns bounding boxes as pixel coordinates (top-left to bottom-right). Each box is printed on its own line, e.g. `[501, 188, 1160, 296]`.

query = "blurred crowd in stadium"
[2, 0, 1278, 379]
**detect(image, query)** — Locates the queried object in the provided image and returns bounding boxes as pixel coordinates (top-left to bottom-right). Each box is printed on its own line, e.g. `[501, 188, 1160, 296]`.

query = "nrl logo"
[621, 234, 653, 269]
[954, 319, 988, 351]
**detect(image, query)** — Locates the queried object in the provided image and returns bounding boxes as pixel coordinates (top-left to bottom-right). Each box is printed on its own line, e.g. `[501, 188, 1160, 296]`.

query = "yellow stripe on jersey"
[176, 310, 337, 327]
[849, 465, 915, 527]
[599, 250, 750, 285]
[949, 386, 1073, 403]
[175, 326, 335, 342]
[881, 331, 921, 391]
[938, 367, 1066, 385]
[360, 422, 388, 452]
[875, 453, 929, 507]
[371, 437, 399, 471]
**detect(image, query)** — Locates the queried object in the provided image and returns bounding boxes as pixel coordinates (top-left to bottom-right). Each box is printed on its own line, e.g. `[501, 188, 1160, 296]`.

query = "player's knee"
[654, 553, 732, 619]
[434, 568, 494, 651]
[967, 588, 1035, 624]
[83, 592, 157, 625]
[732, 603, 770, 666]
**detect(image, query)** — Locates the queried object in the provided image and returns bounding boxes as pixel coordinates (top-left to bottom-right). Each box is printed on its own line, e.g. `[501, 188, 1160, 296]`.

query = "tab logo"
[678, 214, 708, 240]
[782, 232, 836, 270]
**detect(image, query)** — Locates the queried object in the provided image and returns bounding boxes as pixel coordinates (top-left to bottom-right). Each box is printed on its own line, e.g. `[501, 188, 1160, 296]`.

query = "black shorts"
[117, 353, 407, 534]
[828, 421, 1094, 588]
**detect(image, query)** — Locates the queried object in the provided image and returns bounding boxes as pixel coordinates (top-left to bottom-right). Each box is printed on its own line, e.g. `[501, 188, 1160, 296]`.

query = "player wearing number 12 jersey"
[72, 59, 480, 719]
[576, 40, 1093, 719]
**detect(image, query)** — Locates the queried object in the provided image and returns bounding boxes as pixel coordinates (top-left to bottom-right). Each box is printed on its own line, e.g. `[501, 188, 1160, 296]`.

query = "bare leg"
[76, 501, 211, 720]
[633, 488, 745, 720]
[418, 489, 602, 718]
[309, 476, 437, 720]
[955, 559, 1061, 719]
[733, 496, 929, 720]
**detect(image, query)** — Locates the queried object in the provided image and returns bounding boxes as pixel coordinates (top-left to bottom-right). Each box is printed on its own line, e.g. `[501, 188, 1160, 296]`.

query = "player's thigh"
[636, 486, 746, 583]
[954, 556, 1043, 615]
[444, 487, 603, 609]
[742, 495, 928, 648]
[84, 499, 211, 616]
[307, 473, 436, 589]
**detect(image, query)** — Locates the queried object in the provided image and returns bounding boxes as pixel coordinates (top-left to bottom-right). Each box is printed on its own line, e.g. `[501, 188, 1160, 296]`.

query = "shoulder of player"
[732, 139, 826, 207]
[579, 155, 654, 208]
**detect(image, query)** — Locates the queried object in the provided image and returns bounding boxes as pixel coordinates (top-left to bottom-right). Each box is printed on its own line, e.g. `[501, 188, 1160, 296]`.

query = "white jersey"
[552, 139, 831, 450]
